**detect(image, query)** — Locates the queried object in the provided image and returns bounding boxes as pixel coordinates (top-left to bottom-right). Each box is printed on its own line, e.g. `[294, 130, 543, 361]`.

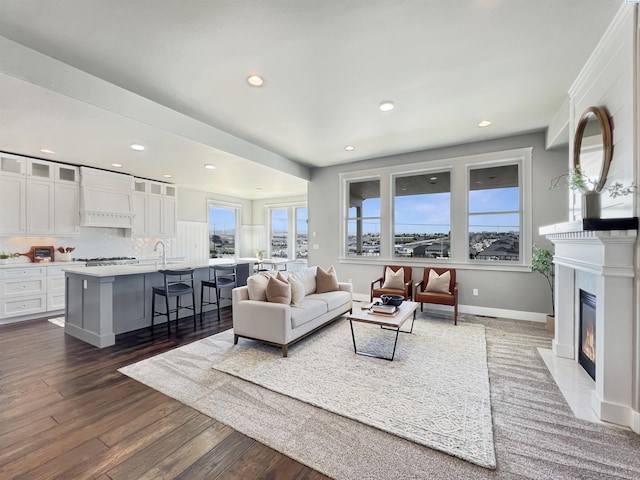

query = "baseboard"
[632, 409, 640, 434]
[353, 293, 547, 323]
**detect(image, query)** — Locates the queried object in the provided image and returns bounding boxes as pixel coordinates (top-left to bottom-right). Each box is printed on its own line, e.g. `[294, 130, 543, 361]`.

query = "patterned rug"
[48, 317, 65, 327]
[212, 318, 495, 469]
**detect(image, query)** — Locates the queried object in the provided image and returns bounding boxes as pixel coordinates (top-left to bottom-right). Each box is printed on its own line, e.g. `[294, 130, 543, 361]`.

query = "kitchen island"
[63, 260, 249, 347]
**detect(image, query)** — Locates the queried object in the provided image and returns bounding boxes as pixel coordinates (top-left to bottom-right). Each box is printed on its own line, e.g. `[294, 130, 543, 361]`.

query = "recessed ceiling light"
[204, 164, 216, 170]
[130, 143, 145, 151]
[379, 101, 395, 112]
[40, 148, 56, 154]
[112, 163, 123, 168]
[478, 120, 492, 127]
[247, 74, 264, 87]
[345, 145, 355, 151]
[430, 176, 438, 181]
[163, 174, 172, 178]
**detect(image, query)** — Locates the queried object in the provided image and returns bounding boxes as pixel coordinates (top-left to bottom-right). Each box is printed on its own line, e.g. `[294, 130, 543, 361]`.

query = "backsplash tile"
[0, 227, 174, 261]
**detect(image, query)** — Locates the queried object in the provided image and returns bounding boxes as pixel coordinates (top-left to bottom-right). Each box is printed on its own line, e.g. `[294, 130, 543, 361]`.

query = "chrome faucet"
[154, 241, 167, 266]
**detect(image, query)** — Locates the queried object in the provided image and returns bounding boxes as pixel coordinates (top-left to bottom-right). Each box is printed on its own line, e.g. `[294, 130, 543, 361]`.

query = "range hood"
[79, 167, 136, 228]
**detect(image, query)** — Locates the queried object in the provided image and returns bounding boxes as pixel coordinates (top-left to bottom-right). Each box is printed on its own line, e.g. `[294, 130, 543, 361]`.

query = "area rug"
[47, 317, 65, 327]
[213, 318, 495, 468]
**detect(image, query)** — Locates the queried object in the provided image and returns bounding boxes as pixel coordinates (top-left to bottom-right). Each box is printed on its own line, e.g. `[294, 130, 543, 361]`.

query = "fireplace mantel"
[542, 224, 637, 429]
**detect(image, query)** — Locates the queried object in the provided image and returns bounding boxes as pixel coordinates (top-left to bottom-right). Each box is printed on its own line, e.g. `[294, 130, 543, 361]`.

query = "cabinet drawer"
[47, 292, 66, 311]
[1, 267, 47, 279]
[0, 295, 46, 319]
[47, 265, 68, 277]
[0, 278, 46, 298]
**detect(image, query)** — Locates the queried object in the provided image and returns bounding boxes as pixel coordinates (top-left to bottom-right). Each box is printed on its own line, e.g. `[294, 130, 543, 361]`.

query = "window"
[347, 179, 380, 256]
[208, 204, 238, 258]
[340, 147, 531, 269]
[266, 203, 307, 260]
[468, 164, 520, 262]
[270, 208, 288, 258]
[394, 172, 451, 258]
[296, 207, 308, 259]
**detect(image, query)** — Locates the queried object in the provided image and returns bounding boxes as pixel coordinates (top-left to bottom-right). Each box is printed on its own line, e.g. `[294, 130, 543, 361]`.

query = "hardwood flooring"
[0, 312, 329, 479]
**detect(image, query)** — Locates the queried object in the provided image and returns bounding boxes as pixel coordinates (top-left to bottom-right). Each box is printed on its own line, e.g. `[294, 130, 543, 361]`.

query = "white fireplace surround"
[544, 226, 637, 430]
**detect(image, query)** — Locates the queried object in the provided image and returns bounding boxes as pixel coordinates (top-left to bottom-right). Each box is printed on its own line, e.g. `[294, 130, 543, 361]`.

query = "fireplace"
[579, 290, 596, 380]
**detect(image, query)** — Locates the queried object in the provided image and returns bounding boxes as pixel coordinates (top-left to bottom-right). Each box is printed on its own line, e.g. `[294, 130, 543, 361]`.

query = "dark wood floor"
[0, 311, 330, 479]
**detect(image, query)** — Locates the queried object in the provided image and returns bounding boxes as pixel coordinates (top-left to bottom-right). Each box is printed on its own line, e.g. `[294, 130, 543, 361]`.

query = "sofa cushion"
[289, 275, 305, 305]
[316, 265, 339, 293]
[266, 274, 291, 304]
[382, 266, 404, 289]
[247, 273, 271, 301]
[307, 290, 352, 311]
[291, 267, 317, 295]
[290, 298, 328, 329]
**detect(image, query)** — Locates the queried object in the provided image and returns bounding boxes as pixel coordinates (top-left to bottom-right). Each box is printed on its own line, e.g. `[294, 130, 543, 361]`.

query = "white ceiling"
[0, 0, 622, 199]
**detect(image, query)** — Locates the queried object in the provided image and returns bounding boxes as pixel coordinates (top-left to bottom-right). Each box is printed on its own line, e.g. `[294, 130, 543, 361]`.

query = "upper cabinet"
[128, 179, 177, 237]
[0, 154, 80, 236]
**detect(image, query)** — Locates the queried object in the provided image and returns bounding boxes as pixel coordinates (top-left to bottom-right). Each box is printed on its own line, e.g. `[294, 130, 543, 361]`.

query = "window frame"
[265, 201, 308, 261]
[345, 176, 382, 258]
[207, 200, 241, 259]
[339, 147, 532, 271]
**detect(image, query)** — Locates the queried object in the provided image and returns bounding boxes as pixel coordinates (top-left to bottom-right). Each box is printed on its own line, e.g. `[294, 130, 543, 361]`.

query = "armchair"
[370, 265, 413, 301]
[413, 267, 458, 325]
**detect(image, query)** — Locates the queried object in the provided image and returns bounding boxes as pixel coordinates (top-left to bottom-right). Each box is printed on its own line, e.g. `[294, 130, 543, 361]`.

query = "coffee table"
[347, 300, 418, 361]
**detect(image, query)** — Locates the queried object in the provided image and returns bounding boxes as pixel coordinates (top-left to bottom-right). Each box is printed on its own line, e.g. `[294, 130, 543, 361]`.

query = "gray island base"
[63, 262, 249, 347]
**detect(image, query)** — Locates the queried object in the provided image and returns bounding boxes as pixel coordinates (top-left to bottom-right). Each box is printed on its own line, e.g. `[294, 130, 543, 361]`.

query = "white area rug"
[48, 317, 65, 327]
[214, 318, 495, 468]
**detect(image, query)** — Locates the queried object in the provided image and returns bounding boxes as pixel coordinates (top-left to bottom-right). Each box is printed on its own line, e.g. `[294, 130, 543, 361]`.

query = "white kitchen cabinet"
[0, 154, 80, 236]
[46, 265, 67, 311]
[0, 266, 47, 320]
[0, 174, 26, 234]
[26, 179, 55, 234]
[128, 179, 177, 237]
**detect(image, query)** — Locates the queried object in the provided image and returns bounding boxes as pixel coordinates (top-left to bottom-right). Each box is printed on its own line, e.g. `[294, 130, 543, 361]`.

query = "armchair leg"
[282, 345, 288, 357]
[454, 304, 458, 326]
[234, 334, 239, 345]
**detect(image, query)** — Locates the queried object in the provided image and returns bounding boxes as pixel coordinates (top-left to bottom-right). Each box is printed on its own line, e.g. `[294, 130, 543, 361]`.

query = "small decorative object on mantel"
[57, 246, 76, 262]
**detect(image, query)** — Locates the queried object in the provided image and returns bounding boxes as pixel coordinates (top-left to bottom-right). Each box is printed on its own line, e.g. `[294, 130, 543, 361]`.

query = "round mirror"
[572, 106, 612, 193]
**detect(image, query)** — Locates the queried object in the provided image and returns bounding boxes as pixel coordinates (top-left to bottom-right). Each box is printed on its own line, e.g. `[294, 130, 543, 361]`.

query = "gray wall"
[307, 131, 568, 316]
[177, 187, 253, 224]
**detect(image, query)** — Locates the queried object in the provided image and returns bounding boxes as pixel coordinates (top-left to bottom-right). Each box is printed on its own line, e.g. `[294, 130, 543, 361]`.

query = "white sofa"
[232, 266, 353, 356]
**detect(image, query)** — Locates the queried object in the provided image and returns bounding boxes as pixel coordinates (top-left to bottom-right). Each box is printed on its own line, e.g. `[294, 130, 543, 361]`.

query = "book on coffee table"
[369, 304, 398, 315]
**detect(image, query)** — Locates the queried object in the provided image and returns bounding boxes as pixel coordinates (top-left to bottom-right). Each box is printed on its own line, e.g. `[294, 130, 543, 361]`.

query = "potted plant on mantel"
[532, 244, 555, 334]
[549, 165, 635, 218]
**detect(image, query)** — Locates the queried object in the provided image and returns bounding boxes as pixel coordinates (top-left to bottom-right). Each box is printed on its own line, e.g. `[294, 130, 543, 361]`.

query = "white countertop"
[0, 260, 85, 269]
[62, 258, 238, 278]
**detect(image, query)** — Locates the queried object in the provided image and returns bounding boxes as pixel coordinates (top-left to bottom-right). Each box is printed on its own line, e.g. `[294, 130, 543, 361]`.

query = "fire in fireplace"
[579, 290, 596, 380]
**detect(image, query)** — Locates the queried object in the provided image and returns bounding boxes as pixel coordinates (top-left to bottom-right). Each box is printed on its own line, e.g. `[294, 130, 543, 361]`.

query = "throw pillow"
[247, 273, 271, 301]
[266, 274, 291, 304]
[425, 269, 451, 294]
[316, 265, 339, 293]
[381, 266, 405, 289]
[289, 275, 305, 305]
[291, 267, 317, 295]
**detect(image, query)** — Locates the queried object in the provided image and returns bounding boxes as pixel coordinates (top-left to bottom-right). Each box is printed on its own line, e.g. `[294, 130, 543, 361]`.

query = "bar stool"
[201, 264, 236, 322]
[151, 268, 196, 333]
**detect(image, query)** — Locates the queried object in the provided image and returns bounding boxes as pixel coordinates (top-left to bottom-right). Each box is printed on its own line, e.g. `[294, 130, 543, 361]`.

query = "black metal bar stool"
[151, 268, 196, 333]
[201, 264, 237, 322]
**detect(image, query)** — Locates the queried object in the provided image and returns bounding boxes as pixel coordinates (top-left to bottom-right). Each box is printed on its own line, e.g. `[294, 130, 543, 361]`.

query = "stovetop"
[74, 257, 139, 266]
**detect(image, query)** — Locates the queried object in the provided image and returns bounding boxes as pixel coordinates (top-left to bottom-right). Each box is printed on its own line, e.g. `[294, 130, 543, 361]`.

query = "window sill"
[338, 257, 531, 272]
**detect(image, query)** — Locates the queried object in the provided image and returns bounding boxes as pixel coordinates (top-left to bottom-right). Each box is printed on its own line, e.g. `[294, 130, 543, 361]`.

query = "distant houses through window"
[340, 147, 531, 269]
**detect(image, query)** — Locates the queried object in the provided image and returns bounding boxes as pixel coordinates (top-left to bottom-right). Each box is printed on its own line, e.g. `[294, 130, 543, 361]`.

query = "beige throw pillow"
[382, 266, 404, 289]
[247, 273, 271, 301]
[316, 265, 339, 293]
[289, 275, 305, 305]
[425, 269, 451, 294]
[266, 274, 291, 304]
